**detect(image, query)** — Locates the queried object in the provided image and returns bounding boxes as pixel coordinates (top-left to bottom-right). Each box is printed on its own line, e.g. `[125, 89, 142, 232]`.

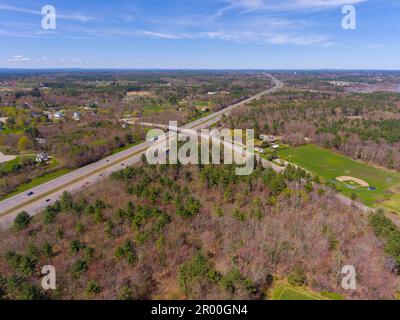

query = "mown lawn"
[0, 168, 72, 200]
[143, 105, 165, 116]
[110, 140, 143, 155]
[0, 155, 35, 175]
[277, 144, 400, 211]
[271, 285, 323, 300]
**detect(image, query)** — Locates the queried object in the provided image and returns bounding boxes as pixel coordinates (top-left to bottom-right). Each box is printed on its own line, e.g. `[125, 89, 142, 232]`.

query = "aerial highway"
[0, 74, 283, 230]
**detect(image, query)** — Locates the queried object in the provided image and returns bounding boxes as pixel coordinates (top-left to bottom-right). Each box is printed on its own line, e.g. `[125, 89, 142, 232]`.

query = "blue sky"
[0, 0, 399, 69]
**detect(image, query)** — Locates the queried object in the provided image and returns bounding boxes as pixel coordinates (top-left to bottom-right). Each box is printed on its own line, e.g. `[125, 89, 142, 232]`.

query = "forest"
[0, 71, 270, 198]
[227, 89, 400, 171]
[0, 159, 398, 300]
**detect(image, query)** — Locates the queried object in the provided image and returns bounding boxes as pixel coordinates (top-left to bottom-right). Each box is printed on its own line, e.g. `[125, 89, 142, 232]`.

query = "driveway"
[0, 151, 16, 164]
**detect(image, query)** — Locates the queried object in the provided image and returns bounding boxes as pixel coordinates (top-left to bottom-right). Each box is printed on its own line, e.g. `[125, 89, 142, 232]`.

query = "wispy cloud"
[0, 1, 346, 47]
[141, 31, 181, 39]
[200, 30, 334, 46]
[7, 55, 31, 62]
[217, 0, 367, 15]
[0, 4, 95, 22]
[141, 12, 332, 47]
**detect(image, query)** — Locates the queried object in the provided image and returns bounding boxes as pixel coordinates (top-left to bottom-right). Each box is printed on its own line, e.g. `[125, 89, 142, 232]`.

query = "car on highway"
[27, 191, 34, 196]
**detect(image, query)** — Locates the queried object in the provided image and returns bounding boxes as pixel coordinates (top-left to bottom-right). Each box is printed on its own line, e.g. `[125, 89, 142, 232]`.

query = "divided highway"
[0, 74, 283, 229]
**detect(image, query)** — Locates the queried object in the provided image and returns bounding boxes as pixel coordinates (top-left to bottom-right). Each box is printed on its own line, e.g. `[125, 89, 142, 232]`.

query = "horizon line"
[1, 67, 400, 72]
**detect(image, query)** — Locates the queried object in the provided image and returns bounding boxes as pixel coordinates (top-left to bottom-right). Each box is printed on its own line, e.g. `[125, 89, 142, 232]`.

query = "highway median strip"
[0, 76, 280, 220]
[0, 143, 150, 218]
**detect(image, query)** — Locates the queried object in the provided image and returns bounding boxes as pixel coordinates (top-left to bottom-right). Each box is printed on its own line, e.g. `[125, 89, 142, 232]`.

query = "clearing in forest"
[277, 144, 400, 213]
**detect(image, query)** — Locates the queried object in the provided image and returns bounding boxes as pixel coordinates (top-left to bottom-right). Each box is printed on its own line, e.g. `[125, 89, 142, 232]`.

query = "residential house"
[73, 112, 81, 121]
[36, 153, 49, 163]
[53, 111, 64, 119]
[260, 134, 277, 143]
[35, 138, 46, 145]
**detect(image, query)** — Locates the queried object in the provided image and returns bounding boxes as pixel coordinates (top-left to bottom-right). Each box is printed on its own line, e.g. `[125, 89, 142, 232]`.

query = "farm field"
[277, 144, 400, 212]
[143, 104, 166, 116]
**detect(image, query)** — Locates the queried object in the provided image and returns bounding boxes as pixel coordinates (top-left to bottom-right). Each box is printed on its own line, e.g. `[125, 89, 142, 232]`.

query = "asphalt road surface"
[0, 74, 283, 229]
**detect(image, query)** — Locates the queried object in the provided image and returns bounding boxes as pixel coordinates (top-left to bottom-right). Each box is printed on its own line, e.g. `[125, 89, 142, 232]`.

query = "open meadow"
[278, 144, 400, 213]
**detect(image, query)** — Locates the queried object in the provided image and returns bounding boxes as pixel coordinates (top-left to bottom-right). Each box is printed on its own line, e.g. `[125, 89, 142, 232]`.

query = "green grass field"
[143, 105, 165, 116]
[110, 140, 143, 155]
[0, 168, 72, 201]
[0, 155, 35, 175]
[278, 144, 400, 212]
[195, 101, 210, 107]
[272, 285, 322, 300]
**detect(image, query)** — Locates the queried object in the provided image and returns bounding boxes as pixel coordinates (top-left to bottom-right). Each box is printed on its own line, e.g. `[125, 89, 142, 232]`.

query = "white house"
[43, 111, 52, 119]
[36, 153, 49, 163]
[260, 134, 277, 143]
[254, 147, 265, 154]
[54, 111, 64, 119]
[35, 138, 46, 145]
[73, 112, 81, 121]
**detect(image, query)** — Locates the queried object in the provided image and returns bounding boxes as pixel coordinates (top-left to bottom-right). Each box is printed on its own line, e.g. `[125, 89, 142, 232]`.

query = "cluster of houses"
[43, 110, 64, 120]
[328, 81, 354, 87]
[259, 134, 278, 144]
[207, 90, 231, 95]
[0, 80, 17, 86]
[255, 134, 280, 154]
[40, 110, 82, 121]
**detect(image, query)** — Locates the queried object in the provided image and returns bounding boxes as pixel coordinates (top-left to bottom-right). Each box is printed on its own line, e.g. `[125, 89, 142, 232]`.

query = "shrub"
[176, 197, 201, 219]
[60, 191, 74, 211]
[69, 239, 86, 254]
[233, 209, 246, 221]
[70, 259, 88, 278]
[42, 242, 53, 258]
[115, 240, 136, 266]
[84, 247, 95, 262]
[214, 206, 224, 217]
[117, 285, 133, 300]
[86, 281, 101, 294]
[16, 283, 42, 300]
[179, 252, 220, 295]
[5, 251, 36, 276]
[105, 220, 115, 238]
[43, 210, 57, 225]
[370, 210, 400, 268]
[287, 268, 307, 287]
[13, 212, 32, 231]
[75, 222, 85, 234]
[220, 269, 241, 293]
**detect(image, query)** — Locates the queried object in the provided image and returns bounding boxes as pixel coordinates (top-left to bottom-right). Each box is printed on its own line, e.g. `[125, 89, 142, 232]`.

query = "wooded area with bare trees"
[0, 160, 397, 300]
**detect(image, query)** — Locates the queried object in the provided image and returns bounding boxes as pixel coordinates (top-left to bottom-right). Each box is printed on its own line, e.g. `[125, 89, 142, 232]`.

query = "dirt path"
[336, 176, 369, 187]
[0, 152, 16, 164]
